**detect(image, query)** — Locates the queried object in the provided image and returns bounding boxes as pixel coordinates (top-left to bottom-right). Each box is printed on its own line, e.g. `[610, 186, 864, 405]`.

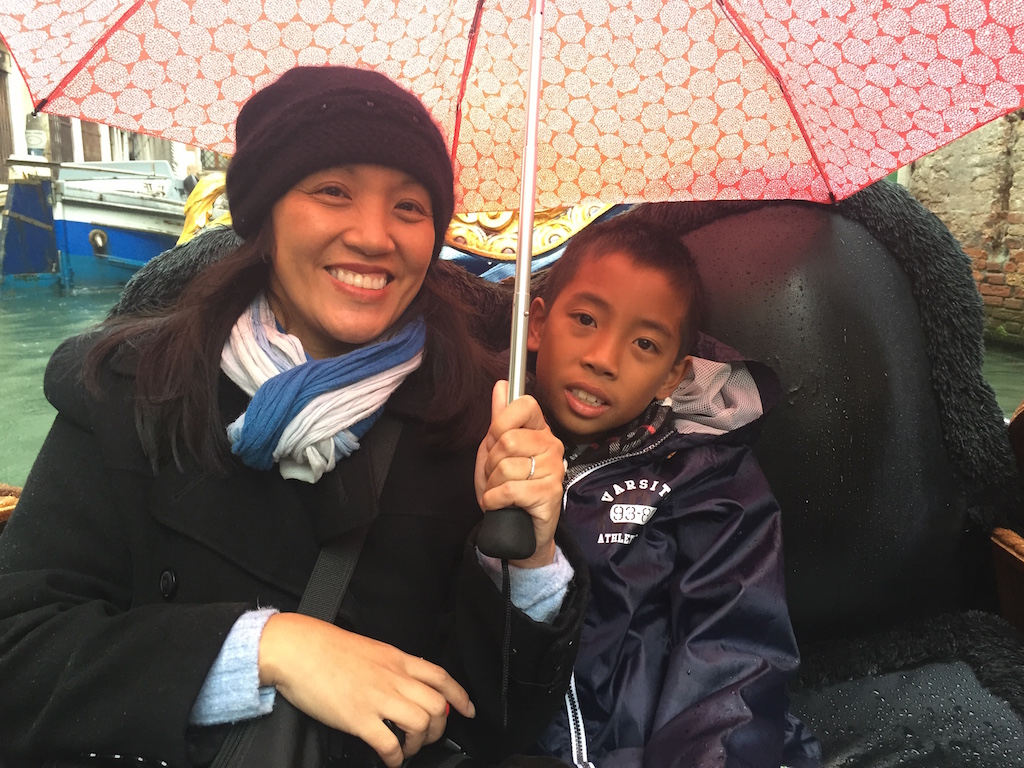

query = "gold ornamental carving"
[178, 172, 611, 260]
[444, 204, 614, 260]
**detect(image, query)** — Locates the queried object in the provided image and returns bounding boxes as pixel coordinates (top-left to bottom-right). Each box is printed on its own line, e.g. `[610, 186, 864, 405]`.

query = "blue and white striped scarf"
[221, 293, 425, 483]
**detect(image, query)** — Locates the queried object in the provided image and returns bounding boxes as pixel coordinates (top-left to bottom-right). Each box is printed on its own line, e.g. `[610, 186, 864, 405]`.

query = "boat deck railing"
[5, 157, 176, 182]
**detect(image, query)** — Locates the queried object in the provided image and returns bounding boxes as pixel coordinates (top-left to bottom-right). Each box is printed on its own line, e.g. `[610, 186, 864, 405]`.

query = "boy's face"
[528, 250, 692, 446]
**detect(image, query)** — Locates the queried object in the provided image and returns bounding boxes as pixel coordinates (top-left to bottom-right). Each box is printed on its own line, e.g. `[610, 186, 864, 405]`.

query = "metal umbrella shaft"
[508, 0, 546, 401]
[475, 0, 546, 561]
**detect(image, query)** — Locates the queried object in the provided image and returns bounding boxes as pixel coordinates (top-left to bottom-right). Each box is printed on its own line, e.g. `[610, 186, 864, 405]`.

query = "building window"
[200, 149, 230, 170]
[47, 115, 74, 163]
[81, 121, 102, 161]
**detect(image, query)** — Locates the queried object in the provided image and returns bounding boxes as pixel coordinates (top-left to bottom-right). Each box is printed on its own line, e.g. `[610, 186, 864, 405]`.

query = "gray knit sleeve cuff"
[190, 607, 279, 726]
[477, 545, 574, 624]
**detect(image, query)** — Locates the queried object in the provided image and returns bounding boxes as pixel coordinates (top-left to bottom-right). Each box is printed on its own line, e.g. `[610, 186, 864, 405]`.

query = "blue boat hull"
[1, 162, 186, 295]
[53, 202, 182, 290]
[0, 179, 61, 293]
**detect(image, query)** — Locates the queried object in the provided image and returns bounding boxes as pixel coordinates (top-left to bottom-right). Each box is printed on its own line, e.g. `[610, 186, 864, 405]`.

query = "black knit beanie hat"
[226, 66, 455, 258]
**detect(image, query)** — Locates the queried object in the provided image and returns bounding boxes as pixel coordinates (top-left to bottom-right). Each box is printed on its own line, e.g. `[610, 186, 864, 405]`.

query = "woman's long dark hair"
[86, 223, 505, 472]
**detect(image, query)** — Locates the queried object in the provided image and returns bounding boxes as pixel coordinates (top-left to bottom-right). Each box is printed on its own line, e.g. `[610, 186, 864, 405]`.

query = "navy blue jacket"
[533, 335, 820, 768]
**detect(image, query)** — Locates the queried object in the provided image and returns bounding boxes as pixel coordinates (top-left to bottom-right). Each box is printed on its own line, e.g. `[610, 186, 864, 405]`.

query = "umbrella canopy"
[2, 0, 1022, 212]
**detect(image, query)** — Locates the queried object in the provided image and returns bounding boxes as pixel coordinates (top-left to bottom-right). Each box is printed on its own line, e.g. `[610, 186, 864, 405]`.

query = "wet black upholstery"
[699, 202, 971, 637]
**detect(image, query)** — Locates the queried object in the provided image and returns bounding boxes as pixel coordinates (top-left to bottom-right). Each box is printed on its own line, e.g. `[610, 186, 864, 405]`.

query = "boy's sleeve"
[641, 446, 805, 768]
[477, 545, 574, 623]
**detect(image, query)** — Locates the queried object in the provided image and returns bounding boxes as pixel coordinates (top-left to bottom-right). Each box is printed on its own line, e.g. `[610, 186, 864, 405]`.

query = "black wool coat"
[0, 333, 587, 768]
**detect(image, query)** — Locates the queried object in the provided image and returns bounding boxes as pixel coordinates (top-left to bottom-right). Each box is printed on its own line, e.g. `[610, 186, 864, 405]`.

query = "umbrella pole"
[507, 0, 546, 401]
[476, 0, 546, 561]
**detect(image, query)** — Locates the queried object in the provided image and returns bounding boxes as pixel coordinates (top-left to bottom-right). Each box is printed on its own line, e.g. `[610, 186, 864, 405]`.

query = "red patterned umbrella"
[3, 0, 1022, 555]
[2, 0, 1022, 212]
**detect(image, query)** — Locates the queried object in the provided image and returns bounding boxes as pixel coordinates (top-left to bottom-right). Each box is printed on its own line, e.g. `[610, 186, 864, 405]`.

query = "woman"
[0, 66, 586, 768]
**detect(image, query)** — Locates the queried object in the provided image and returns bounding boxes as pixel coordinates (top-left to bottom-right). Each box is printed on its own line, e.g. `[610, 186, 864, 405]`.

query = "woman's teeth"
[571, 388, 604, 406]
[327, 267, 387, 290]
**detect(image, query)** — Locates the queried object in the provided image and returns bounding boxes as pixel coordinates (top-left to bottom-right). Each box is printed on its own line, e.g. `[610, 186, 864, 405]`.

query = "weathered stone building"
[909, 110, 1024, 346]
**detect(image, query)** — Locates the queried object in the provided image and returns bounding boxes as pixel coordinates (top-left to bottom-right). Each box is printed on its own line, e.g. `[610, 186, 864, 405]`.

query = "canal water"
[2, 290, 1024, 488]
[1, 290, 120, 488]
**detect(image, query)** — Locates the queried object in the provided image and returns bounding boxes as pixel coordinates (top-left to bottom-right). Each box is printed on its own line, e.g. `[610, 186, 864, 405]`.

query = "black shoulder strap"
[210, 416, 404, 768]
[297, 415, 402, 621]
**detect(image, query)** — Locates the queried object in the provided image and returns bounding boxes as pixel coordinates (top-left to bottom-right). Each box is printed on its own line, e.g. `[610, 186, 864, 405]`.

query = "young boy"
[526, 216, 820, 767]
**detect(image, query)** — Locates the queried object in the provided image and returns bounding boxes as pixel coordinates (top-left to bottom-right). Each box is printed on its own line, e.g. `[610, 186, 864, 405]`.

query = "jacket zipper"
[563, 430, 673, 502]
[561, 433, 674, 766]
[565, 672, 595, 768]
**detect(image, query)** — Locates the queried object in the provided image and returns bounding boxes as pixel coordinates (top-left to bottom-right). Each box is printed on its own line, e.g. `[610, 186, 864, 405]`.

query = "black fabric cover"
[791, 610, 1024, 768]
[791, 660, 1024, 767]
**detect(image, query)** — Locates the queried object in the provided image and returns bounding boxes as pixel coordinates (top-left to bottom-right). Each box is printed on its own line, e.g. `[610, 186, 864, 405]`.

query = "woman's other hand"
[475, 380, 565, 568]
[258, 613, 475, 768]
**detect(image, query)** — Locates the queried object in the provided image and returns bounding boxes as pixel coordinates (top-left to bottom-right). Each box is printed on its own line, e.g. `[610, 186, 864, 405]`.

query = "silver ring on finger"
[527, 455, 536, 480]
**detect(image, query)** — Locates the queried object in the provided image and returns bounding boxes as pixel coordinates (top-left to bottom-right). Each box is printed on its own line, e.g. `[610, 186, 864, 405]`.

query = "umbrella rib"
[715, 0, 837, 203]
[451, 0, 488, 163]
[32, 0, 147, 114]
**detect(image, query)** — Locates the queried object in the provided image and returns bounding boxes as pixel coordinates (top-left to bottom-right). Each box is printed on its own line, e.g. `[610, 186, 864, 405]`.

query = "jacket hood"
[666, 332, 781, 438]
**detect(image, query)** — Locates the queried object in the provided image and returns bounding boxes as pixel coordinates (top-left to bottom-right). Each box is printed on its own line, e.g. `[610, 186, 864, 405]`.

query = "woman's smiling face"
[267, 164, 436, 359]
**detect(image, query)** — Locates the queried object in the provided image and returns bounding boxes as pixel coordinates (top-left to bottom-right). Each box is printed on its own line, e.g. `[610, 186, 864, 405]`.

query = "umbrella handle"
[477, 507, 537, 561]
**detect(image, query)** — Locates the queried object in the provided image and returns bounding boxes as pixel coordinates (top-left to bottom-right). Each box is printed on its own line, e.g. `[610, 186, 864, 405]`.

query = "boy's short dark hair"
[538, 214, 707, 359]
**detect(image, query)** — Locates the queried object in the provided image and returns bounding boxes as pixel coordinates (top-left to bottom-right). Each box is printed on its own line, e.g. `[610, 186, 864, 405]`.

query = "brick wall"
[908, 110, 1024, 346]
[1007, 114, 1024, 342]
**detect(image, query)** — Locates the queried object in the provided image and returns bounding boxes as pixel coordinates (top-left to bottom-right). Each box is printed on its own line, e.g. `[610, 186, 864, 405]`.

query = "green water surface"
[1, 290, 117, 487]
